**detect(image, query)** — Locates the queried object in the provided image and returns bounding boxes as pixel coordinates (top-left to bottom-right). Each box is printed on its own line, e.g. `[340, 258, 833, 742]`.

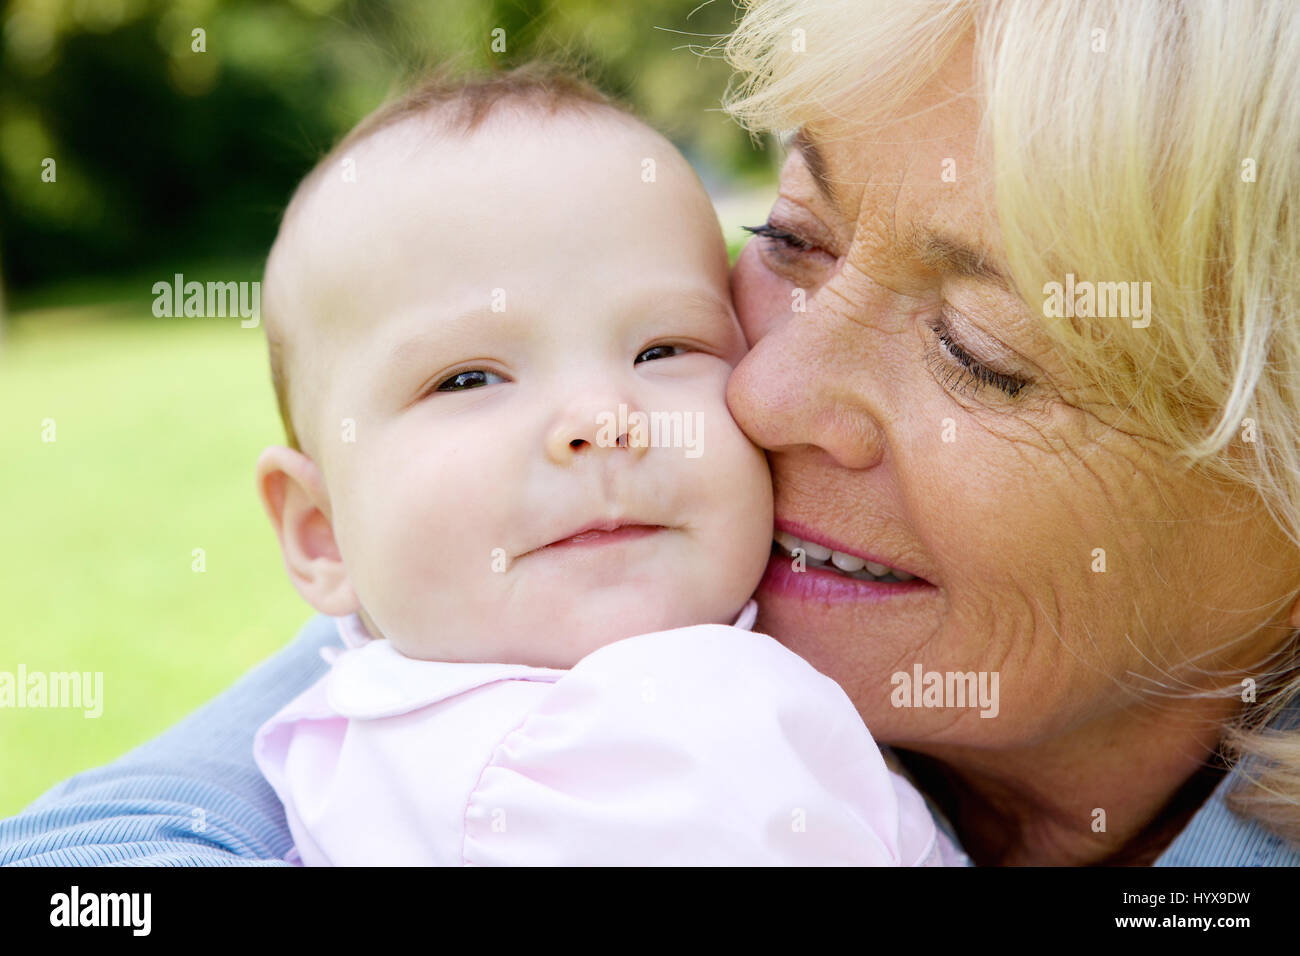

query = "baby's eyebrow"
[386, 307, 504, 352]
[380, 289, 732, 373]
[660, 288, 733, 320]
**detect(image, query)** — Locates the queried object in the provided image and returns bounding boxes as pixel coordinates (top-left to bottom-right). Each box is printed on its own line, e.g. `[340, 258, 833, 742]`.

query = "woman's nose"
[544, 395, 651, 465]
[726, 308, 887, 471]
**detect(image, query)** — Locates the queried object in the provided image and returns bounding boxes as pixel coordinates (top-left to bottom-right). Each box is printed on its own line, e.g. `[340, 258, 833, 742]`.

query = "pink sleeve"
[462, 623, 946, 866]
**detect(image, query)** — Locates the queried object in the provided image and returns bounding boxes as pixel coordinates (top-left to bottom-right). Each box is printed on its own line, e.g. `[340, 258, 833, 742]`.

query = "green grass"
[0, 298, 312, 817]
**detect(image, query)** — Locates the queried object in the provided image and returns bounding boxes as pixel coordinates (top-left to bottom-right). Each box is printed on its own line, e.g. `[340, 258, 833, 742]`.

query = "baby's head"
[256, 64, 773, 666]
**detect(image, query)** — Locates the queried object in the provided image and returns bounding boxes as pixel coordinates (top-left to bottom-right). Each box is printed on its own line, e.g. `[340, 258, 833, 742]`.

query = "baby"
[251, 64, 960, 866]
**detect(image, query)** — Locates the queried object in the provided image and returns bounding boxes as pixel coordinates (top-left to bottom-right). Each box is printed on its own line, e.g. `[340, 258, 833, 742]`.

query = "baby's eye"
[635, 345, 683, 364]
[435, 369, 505, 392]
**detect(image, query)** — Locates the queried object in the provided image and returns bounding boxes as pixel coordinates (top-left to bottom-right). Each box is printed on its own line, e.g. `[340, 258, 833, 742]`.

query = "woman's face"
[726, 37, 1300, 752]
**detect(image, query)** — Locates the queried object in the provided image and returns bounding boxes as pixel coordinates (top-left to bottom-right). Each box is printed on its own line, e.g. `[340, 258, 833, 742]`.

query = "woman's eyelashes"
[743, 220, 835, 276]
[925, 318, 1030, 399]
[743, 221, 814, 251]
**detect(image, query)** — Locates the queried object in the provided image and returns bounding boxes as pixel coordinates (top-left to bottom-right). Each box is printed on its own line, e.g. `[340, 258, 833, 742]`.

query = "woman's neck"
[893, 696, 1239, 866]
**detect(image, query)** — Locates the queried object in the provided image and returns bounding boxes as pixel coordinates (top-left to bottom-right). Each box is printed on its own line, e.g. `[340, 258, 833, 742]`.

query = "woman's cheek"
[730, 242, 795, 348]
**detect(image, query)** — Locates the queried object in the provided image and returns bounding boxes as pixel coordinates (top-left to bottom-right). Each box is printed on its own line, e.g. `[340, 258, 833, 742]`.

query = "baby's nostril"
[569, 438, 588, 451]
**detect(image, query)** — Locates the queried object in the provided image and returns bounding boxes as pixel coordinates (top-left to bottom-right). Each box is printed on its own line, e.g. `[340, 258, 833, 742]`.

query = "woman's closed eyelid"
[746, 217, 839, 285]
[926, 318, 1030, 400]
[768, 195, 841, 253]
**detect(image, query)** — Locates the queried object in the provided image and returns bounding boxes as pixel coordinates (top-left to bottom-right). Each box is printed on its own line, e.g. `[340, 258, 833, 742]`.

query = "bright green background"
[0, 279, 311, 816]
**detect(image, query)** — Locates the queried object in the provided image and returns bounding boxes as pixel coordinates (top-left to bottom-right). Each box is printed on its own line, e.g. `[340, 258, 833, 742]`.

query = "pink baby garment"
[253, 601, 961, 866]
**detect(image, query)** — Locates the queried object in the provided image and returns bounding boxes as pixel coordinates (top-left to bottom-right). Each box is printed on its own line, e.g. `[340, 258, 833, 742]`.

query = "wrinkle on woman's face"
[725, 38, 1300, 751]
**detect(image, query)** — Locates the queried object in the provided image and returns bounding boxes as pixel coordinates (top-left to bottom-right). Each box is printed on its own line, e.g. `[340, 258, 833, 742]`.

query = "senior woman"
[722, 0, 1300, 865]
[3, 0, 1299, 867]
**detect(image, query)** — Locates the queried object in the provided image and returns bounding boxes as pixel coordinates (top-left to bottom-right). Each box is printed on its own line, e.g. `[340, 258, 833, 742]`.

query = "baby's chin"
[484, 588, 750, 669]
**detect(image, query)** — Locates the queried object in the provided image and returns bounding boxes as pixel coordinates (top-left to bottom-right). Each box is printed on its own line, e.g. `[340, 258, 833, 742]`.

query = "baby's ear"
[255, 446, 360, 617]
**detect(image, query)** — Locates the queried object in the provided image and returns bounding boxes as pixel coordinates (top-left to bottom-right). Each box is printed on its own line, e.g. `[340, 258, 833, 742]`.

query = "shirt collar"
[326, 599, 761, 720]
[1155, 690, 1300, 866]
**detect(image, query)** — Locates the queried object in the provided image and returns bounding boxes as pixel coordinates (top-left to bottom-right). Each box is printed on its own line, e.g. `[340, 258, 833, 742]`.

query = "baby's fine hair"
[264, 62, 630, 454]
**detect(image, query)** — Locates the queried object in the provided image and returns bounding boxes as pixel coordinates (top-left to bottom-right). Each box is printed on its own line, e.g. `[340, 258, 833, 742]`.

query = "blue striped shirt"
[3, 614, 1298, 865]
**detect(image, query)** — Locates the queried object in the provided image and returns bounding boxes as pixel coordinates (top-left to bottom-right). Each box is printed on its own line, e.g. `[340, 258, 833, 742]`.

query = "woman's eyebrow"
[789, 130, 839, 207]
[787, 131, 1016, 293]
[911, 227, 1013, 292]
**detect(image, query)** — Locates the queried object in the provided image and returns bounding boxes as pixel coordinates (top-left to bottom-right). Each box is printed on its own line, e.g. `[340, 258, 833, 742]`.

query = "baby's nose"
[545, 400, 650, 465]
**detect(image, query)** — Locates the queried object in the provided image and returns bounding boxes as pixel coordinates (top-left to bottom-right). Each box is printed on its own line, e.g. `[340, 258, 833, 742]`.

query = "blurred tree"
[0, 0, 769, 297]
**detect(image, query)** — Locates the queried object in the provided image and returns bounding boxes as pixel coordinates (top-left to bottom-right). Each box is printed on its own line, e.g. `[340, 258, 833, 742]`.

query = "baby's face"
[275, 109, 773, 665]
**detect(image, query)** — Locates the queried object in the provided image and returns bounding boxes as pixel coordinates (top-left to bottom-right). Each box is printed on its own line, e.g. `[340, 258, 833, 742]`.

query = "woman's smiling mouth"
[773, 530, 919, 582]
[760, 521, 934, 604]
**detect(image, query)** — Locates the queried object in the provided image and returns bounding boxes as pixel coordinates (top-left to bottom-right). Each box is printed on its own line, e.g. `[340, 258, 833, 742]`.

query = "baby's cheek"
[339, 463, 459, 624]
[699, 406, 775, 596]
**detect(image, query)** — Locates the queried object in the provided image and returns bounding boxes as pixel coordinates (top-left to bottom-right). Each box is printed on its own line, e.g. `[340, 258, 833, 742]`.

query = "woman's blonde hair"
[723, 0, 1300, 844]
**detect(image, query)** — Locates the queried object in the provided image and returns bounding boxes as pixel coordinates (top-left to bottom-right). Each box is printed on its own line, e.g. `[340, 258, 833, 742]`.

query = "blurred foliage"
[0, 0, 772, 295]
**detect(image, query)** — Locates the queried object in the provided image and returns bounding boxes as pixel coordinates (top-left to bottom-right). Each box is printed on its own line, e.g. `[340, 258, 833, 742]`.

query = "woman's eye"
[743, 222, 816, 254]
[743, 220, 836, 285]
[635, 345, 683, 364]
[434, 369, 505, 392]
[925, 321, 1029, 400]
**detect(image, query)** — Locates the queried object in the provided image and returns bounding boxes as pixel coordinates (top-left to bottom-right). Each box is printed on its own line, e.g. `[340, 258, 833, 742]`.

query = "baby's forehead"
[268, 118, 482, 332]
[275, 104, 701, 301]
[299, 103, 662, 221]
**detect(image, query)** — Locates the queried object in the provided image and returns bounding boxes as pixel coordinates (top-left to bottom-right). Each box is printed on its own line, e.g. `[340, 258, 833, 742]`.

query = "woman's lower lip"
[758, 551, 935, 605]
[540, 525, 663, 551]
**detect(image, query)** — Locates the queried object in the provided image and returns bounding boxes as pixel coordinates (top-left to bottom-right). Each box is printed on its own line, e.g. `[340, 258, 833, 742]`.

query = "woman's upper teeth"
[773, 531, 916, 582]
